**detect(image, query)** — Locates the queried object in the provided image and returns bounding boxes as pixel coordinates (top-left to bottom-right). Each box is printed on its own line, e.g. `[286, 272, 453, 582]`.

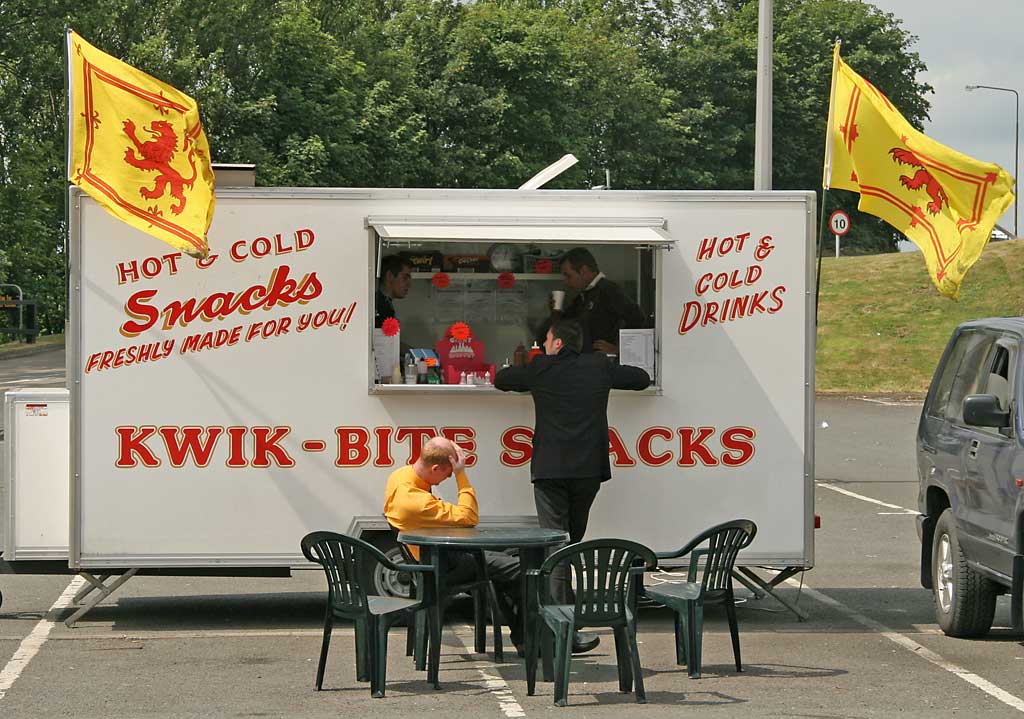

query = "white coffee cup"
[551, 290, 565, 311]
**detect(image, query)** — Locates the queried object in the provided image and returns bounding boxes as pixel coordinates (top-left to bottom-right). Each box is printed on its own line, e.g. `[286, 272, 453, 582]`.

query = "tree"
[0, 0, 936, 334]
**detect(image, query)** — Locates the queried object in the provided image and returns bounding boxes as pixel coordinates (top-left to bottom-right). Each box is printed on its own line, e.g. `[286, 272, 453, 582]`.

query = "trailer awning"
[369, 216, 673, 246]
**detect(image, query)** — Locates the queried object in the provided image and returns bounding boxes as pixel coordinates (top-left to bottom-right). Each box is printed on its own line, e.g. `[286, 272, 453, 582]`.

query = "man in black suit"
[494, 318, 650, 654]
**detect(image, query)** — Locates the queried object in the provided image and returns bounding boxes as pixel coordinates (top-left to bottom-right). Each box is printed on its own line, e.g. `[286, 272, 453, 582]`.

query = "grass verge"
[816, 240, 1024, 395]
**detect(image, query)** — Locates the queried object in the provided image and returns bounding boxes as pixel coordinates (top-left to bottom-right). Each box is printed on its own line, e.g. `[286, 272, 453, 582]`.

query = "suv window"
[942, 332, 995, 424]
[975, 341, 1016, 435]
[928, 331, 991, 420]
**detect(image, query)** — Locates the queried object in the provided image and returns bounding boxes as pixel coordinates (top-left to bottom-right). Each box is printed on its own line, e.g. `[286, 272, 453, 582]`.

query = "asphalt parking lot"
[2, 351, 1024, 717]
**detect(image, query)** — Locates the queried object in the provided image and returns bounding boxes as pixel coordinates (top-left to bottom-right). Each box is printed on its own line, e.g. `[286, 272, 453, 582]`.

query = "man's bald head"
[420, 437, 455, 468]
[413, 436, 460, 485]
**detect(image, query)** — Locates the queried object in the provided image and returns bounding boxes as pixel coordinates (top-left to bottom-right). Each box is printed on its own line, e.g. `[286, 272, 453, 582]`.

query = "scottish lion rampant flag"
[67, 30, 215, 258]
[823, 43, 1014, 299]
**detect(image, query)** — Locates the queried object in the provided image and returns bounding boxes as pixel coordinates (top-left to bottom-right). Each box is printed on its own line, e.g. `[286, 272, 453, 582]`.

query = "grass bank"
[0, 333, 65, 357]
[816, 240, 1024, 395]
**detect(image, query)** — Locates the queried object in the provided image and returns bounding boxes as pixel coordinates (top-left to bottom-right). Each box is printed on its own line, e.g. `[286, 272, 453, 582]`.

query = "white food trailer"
[3, 184, 816, 621]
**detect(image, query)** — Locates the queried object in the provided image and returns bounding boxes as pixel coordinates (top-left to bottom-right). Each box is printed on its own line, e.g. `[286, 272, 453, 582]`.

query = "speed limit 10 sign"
[829, 210, 851, 236]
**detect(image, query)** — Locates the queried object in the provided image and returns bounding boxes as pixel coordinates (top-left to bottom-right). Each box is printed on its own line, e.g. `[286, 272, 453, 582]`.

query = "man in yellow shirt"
[384, 436, 522, 651]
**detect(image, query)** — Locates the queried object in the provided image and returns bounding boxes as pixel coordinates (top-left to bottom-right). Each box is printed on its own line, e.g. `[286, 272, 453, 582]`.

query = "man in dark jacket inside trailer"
[494, 318, 650, 654]
[554, 247, 647, 355]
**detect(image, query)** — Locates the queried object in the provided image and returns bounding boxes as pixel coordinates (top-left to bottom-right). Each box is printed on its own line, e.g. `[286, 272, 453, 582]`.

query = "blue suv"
[917, 318, 1023, 637]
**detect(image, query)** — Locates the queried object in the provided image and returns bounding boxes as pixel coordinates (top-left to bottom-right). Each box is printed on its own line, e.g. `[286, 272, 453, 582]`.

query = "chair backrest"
[301, 531, 389, 615]
[386, 521, 418, 564]
[688, 520, 757, 593]
[540, 539, 657, 624]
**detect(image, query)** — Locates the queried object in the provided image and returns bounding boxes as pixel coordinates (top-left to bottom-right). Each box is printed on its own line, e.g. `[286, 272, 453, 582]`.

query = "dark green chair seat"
[301, 531, 436, 698]
[643, 519, 757, 679]
[526, 539, 657, 707]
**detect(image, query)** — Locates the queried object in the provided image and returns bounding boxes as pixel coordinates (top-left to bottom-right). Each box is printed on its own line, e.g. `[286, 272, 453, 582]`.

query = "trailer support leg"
[72, 574, 112, 605]
[64, 569, 140, 628]
[734, 566, 809, 621]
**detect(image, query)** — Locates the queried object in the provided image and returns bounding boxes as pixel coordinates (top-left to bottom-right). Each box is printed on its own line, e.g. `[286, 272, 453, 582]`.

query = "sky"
[858, 0, 1024, 237]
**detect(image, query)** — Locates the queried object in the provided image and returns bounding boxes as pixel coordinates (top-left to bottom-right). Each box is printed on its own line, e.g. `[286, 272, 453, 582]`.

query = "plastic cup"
[551, 290, 565, 310]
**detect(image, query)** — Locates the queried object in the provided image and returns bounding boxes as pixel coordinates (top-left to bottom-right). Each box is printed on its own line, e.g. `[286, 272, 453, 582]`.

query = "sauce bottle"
[528, 341, 543, 362]
[513, 343, 526, 367]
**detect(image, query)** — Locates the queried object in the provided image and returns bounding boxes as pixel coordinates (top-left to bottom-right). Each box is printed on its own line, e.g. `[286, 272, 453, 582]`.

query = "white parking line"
[791, 579, 1024, 713]
[455, 632, 526, 718]
[816, 481, 919, 514]
[0, 577, 84, 700]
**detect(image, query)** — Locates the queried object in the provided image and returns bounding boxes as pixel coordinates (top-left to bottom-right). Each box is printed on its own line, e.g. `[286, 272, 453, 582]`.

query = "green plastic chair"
[525, 538, 657, 707]
[643, 519, 757, 678]
[301, 531, 436, 698]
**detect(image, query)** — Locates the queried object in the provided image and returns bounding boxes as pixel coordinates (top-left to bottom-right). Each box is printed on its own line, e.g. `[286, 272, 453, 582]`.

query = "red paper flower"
[432, 272, 450, 289]
[450, 321, 471, 341]
[497, 272, 516, 289]
[534, 259, 553, 274]
[381, 317, 400, 337]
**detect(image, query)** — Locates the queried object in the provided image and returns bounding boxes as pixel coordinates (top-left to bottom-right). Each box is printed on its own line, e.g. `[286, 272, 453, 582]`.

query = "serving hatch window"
[367, 217, 671, 389]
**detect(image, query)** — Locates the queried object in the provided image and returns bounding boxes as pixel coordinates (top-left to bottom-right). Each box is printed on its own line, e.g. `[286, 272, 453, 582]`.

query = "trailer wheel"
[362, 533, 414, 600]
[932, 509, 997, 637]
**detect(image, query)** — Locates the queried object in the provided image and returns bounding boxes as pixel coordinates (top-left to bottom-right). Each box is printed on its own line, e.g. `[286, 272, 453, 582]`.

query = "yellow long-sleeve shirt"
[383, 464, 478, 560]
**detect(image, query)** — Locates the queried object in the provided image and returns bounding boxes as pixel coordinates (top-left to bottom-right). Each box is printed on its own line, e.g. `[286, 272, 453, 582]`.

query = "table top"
[397, 526, 569, 548]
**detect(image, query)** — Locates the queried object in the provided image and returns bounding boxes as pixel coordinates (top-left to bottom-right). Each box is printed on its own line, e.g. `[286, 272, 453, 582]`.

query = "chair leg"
[315, 613, 333, 690]
[373, 617, 390, 698]
[725, 595, 743, 672]
[553, 623, 573, 707]
[473, 586, 487, 654]
[626, 619, 646, 704]
[414, 609, 428, 671]
[354, 616, 371, 682]
[673, 610, 688, 666]
[612, 625, 632, 693]
[406, 611, 415, 657]
[686, 601, 701, 679]
[526, 614, 541, 696]
[488, 583, 504, 663]
[367, 615, 380, 698]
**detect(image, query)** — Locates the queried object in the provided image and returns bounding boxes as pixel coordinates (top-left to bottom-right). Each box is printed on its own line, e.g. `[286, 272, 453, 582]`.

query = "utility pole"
[754, 0, 773, 190]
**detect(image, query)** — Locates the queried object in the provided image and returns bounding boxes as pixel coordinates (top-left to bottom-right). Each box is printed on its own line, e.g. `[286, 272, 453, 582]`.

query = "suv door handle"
[968, 438, 980, 459]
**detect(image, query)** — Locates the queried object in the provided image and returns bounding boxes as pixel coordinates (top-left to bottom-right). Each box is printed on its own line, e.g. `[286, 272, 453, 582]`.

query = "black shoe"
[572, 632, 600, 654]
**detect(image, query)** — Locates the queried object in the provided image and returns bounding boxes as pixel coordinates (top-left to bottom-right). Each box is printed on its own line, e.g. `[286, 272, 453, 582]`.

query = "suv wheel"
[932, 509, 997, 637]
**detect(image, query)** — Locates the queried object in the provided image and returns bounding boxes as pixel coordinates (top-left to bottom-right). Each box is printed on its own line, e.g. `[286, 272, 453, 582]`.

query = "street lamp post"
[966, 84, 1019, 238]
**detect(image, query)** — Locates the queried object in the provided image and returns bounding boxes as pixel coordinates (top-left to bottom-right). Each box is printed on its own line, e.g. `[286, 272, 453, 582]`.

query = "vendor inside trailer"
[367, 219, 668, 390]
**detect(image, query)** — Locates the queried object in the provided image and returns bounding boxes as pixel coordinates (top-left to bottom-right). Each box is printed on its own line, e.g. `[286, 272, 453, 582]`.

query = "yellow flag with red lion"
[67, 30, 215, 258]
[823, 43, 1014, 299]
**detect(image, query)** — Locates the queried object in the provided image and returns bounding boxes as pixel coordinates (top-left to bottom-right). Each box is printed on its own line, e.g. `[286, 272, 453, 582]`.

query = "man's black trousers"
[533, 478, 602, 604]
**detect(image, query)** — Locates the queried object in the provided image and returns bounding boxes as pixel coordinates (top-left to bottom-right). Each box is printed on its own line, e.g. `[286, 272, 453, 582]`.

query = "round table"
[397, 526, 569, 687]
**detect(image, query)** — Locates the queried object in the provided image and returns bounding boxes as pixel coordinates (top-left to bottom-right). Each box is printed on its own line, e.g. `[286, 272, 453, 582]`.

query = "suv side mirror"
[963, 394, 1010, 429]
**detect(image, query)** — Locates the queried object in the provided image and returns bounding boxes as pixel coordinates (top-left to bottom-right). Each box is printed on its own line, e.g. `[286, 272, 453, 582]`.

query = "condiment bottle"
[391, 362, 402, 384]
[513, 343, 526, 367]
[528, 341, 543, 362]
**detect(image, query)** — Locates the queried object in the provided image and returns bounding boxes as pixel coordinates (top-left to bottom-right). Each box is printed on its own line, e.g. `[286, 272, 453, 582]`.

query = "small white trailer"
[4, 185, 817, 620]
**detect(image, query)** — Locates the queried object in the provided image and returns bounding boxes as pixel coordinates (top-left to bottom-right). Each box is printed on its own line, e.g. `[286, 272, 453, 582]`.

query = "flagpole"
[816, 40, 842, 325]
[64, 29, 72, 362]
